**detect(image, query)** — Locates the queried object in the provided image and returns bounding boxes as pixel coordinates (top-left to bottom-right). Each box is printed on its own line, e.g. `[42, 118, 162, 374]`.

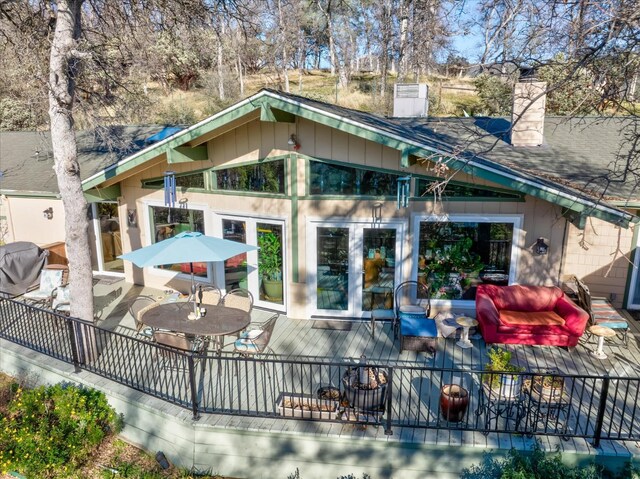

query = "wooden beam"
[167, 146, 208, 164]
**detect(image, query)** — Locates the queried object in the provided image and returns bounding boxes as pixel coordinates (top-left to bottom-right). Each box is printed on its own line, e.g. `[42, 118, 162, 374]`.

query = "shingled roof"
[0, 126, 171, 195]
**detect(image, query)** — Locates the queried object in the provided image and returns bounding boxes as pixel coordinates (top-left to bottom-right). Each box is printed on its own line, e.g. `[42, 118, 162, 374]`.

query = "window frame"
[411, 213, 523, 306]
[211, 156, 288, 196]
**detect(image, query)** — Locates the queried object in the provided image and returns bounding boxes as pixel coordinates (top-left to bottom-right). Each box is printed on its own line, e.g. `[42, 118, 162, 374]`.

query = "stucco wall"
[0, 196, 66, 246]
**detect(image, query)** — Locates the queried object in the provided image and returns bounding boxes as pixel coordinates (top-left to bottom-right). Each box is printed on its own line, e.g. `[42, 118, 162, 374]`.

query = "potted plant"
[258, 231, 283, 300]
[532, 373, 564, 400]
[440, 384, 469, 422]
[483, 347, 524, 398]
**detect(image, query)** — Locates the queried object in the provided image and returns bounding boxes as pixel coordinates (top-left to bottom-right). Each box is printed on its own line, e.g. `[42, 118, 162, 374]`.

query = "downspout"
[557, 217, 569, 286]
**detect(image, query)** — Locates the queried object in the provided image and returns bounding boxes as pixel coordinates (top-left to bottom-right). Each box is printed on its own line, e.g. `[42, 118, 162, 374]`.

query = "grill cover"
[0, 242, 48, 297]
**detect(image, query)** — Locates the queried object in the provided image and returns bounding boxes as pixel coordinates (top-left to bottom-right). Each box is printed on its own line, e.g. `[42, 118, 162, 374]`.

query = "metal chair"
[153, 331, 208, 369]
[222, 288, 254, 313]
[394, 280, 436, 354]
[573, 276, 629, 346]
[233, 314, 279, 357]
[128, 295, 158, 338]
[197, 285, 222, 306]
[51, 284, 71, 315]
[22, 265, 68, 306]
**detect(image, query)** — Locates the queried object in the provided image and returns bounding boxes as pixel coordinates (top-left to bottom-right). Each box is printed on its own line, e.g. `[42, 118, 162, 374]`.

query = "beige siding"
[1, 196, 66, 246]
[562, 218, 634, 308]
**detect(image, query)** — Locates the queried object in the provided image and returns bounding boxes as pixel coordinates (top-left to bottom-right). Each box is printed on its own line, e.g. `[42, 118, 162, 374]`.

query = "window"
[143, 172, 205, 189]
[309, 161, 400, 196]
[216, 160, 285, 194]
[149, 205, 206, 277]
[415, 178, 522, 200]
[417, 220, 515, 300]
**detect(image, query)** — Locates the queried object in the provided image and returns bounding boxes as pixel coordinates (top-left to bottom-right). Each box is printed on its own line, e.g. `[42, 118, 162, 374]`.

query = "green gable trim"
[84, 184, 121, 202]
[167, 146, 208, 164]
[82, 96, 264, 190]
[260, 102, 296, 123]
[0, 190, 60, 199]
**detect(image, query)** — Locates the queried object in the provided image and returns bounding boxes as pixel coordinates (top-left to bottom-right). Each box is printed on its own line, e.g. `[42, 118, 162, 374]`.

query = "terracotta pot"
[440, 384, 469, 422]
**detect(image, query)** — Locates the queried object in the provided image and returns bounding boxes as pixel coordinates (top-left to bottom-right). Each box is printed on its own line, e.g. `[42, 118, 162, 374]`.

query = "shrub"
[462, 441, 638, 478]
[0, 382, 122, 478]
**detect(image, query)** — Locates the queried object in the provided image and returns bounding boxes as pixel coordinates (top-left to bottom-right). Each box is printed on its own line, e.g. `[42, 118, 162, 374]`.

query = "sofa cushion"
[500, 310, 566, 327]
[483, 284, 563, 312]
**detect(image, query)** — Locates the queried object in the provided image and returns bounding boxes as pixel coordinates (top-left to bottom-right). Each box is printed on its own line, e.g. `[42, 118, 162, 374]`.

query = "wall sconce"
[534, 237, 549, 255]
[288, 134, 300, 151]
[43, 207, 53, 220]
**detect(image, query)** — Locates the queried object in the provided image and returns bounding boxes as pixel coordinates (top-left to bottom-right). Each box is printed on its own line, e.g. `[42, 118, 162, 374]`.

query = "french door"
[308, 220, 404, 318]
[91, 202, 124, 274]
[628, 232, 640, 309]
[217, 215, 286, 312]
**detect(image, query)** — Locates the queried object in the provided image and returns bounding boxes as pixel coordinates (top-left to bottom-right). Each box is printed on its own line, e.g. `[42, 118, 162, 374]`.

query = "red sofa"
[475, 284, 589, 347]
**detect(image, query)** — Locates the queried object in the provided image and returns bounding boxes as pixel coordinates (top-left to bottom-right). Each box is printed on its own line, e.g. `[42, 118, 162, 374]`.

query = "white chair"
[23, 266, 66, 306]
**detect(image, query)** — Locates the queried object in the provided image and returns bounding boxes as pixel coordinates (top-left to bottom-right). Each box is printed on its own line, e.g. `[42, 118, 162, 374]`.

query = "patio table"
[141, 302, 251, 353]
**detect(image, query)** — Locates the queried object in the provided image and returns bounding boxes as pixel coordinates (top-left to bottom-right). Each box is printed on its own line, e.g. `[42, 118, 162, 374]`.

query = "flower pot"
[500, 374, 522, 398]
[263, 278, 283, 300]
[342, 368, 388, 412]
[440, 384, 469, 422]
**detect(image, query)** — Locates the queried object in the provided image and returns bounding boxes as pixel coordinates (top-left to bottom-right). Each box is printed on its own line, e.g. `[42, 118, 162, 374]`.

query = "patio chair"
[51, 284, 71, 315]
[394, 280, 437, 354]
[222, 288, 253, 313]
[22, 264, 68, 306]
[153, 331, 209, 369]
[233, 314, 279, 357]
[573, 276, 629, 346]
[129, 295, 158, 338]
[197, 285, 222, 306]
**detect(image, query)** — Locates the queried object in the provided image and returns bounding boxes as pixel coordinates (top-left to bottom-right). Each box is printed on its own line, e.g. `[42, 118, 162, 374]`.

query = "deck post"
[188, 353, 200, 420]
[65, 317, 81, 373]
[593, 376, 610, 448]
[385, 366, 393, 435]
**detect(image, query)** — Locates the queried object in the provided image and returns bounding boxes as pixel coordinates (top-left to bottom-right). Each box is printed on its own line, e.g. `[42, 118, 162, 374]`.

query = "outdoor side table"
[520, 379, 571, 440]
[456, 317, 478, 349]
[589, 325, 616, 359]
[475, 383, 523, 434]
[370, 308, 394, 338]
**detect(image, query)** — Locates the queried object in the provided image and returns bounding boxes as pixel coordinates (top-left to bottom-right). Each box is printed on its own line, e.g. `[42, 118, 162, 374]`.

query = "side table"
[589, 325, 616, 359]
[370, 308, 395, 338]
[456, 316, 478, 349]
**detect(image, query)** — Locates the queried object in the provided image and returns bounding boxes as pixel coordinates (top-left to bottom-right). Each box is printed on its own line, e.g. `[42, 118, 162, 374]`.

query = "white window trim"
[627, 231, 640, 309]
[411, 213, 524, 308]
[142, 199, 213, 283]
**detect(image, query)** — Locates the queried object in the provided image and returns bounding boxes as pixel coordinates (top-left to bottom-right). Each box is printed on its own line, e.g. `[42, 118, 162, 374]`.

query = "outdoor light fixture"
[43, 207, 53, 220]
[288, 134, 300, 150]
[534, 237, 549, 255]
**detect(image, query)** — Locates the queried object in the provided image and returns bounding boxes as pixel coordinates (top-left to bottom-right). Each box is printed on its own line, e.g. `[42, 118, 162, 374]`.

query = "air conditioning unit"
[393, 84, 429, 118]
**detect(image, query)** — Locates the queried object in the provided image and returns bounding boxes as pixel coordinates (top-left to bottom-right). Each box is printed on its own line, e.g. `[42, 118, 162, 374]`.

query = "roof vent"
[393, 83, 428, 118]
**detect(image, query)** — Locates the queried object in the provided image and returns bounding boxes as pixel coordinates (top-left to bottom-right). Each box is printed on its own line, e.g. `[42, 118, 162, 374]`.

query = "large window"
[216, 160, 285, 194]
[149, 205, 206, 277]
[417, 220, 515, 300]
[309, 161, 400, 196]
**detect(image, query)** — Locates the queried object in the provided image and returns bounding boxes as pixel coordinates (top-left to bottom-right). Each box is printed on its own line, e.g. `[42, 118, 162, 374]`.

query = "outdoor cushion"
[500, 310, 566, 327]
[23, 269, 63, 302]
[234, 330, 262, 353]
[400, 316, 437, 338]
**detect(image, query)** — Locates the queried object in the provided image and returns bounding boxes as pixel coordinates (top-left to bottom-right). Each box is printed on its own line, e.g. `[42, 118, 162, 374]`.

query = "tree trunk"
[48, 0, 94, 324]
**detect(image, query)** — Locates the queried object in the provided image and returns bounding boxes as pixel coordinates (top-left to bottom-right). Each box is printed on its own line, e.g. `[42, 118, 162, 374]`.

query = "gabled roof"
[0, 126, 169, 196]
[80, 89, 635, 227]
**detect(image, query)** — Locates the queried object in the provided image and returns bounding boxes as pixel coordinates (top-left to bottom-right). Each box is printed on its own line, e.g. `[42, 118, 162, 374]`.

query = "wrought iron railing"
[1, 298, 638, 447]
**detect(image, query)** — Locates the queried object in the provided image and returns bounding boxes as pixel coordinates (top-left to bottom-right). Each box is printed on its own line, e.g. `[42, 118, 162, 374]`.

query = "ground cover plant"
[0, 373, 226, 479]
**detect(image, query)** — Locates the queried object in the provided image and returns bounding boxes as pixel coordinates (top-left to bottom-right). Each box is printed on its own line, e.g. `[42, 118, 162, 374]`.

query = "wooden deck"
[4, 277, 640, 474]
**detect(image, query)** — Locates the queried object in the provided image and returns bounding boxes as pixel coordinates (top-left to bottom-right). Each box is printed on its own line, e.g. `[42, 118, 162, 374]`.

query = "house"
[1, 85, 638, 319]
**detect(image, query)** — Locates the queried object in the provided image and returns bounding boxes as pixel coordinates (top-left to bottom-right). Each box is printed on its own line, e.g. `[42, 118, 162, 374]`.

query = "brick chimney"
[510, 80, 547, 147]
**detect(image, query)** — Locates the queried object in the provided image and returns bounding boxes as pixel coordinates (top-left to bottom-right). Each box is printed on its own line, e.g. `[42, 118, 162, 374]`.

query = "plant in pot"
[258, 231, 283, 300]
[532, 372, 564, 400]
[483, 347, 525, 399]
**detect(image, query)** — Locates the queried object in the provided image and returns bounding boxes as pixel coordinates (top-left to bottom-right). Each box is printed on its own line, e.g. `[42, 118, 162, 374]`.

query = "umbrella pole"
[190, 263, 197, 316]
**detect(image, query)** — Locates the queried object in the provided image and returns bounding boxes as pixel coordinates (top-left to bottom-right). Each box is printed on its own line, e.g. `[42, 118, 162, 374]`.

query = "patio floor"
[5, 276, 640, 464]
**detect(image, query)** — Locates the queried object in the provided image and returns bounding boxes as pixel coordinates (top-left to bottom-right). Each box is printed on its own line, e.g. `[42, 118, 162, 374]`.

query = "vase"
[440, 384, 469, 422]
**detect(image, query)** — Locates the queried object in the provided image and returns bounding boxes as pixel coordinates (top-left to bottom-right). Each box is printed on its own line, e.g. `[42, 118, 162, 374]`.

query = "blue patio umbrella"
[119, 231, 257, 314]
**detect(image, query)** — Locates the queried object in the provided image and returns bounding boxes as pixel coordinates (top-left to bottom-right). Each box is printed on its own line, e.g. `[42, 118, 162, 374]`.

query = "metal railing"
[1, 298, 638, 447]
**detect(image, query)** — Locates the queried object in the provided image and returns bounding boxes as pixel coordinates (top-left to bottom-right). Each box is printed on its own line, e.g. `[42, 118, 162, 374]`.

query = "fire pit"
[342, 356, 388, 412]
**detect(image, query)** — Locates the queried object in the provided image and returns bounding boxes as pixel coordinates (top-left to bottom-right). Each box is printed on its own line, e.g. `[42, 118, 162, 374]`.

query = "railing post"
[385, 366, 393, 435]
[188, 353, 200, 421]
[65, 317, 81, 373]
[593, 376, 610, 448]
